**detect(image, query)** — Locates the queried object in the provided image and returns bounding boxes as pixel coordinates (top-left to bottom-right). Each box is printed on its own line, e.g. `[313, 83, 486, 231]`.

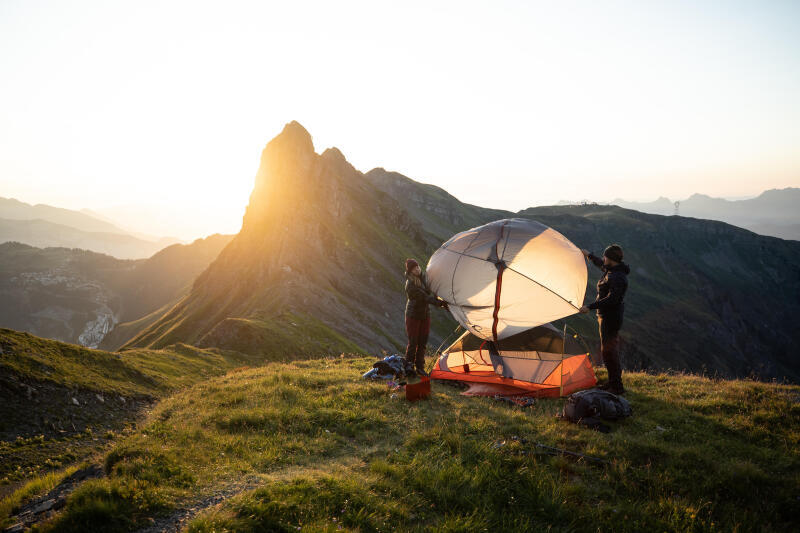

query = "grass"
[33, 357, 800, 532]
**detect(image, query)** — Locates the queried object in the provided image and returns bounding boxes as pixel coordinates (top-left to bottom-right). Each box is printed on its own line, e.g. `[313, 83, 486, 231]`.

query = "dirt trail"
[134, 481, 260, 533]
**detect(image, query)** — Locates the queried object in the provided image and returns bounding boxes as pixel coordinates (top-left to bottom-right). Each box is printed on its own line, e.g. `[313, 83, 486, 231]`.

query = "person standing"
[578, 244, 630, 394]
[404, 258, 446, 376]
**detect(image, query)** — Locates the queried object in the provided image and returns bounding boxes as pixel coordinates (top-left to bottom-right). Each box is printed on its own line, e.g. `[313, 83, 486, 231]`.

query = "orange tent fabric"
[430, 324, 596, 397]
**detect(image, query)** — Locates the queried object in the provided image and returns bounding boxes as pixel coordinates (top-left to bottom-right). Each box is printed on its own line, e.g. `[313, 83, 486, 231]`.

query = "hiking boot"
[598, 381, 625, 395]
[416, 367, 429, 378]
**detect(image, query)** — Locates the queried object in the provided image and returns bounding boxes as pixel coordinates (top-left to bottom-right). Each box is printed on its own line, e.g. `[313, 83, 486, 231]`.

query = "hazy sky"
[1, 0, 799, 240]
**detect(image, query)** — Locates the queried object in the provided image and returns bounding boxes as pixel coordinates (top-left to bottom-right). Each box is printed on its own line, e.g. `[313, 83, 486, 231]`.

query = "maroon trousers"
[405, 315, 431, 370]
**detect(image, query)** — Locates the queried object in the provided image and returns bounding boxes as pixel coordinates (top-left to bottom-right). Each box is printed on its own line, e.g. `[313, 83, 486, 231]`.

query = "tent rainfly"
[426, 218, 597, 396]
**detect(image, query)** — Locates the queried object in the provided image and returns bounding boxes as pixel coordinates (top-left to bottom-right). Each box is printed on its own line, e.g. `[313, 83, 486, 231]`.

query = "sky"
[1, 0, 799, 241]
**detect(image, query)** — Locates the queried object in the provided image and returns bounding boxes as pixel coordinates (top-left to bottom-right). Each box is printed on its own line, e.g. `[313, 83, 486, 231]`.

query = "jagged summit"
[270, 120, 314, 152]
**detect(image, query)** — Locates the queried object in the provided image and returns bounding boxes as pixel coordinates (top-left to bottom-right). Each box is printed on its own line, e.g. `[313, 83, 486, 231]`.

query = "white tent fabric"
[426, 218, 587, 341]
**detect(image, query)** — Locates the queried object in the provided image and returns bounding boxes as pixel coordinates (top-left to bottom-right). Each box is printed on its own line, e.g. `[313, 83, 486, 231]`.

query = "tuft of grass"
[40, 357, 800, 532]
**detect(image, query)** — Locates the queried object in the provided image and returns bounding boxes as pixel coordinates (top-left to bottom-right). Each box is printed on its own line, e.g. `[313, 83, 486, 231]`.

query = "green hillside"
[0, 329, 257, 489]
[14, 356, 798, 533]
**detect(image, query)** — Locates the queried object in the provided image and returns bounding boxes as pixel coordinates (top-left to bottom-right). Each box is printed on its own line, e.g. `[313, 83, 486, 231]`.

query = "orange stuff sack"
[405, 376, 431, 401]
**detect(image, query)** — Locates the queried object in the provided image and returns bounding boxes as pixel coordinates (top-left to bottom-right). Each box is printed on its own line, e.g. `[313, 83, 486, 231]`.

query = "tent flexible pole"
[426, 324, 462, 374]
[560, 322, 566, 397]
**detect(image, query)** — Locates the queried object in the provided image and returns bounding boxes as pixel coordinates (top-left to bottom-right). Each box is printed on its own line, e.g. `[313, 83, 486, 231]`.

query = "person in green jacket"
[404, 258, 446, 376]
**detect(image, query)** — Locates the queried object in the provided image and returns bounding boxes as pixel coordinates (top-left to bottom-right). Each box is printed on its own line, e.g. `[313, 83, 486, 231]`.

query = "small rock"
[655, 425, 666, 432]
[119, 396, 126, 403]
[95, 393, 104, 403]
[32, 499, 55, 514]
[71, 397, 80, 406]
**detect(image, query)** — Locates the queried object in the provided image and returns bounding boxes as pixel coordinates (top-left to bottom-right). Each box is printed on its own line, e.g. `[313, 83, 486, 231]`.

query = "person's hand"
[580, 249, 590, 258]
[578, 305, 590, 314]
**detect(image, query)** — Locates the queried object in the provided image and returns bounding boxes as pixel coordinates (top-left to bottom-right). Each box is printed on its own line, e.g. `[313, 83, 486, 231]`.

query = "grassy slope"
[37, 357, 800, 533]
[0, 329, 260, 493]
[0, 328, 255, 398]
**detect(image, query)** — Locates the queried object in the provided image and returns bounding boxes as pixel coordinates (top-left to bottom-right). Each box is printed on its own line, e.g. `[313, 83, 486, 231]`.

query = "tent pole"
[560, 323, 566, 397]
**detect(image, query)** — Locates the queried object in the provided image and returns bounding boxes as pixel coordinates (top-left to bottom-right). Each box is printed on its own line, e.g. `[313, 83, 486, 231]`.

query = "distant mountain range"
[0, 197, 181, 259]
[0, 234, 233, 349]
[560, 190, 800, 240]
[123, 122, 800, 382]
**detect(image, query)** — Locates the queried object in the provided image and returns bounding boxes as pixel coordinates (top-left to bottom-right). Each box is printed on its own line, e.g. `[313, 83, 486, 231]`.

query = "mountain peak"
[264, 120, 314, 156]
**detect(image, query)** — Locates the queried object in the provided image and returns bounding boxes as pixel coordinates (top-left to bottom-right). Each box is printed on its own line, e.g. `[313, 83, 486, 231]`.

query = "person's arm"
[587, 253, 604, 269]
[581, 248, 604, 269]
[587, 273, 626, 311]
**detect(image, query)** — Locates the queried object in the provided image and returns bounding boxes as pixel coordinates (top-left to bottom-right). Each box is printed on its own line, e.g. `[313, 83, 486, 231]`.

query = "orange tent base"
[430, 353, 597, 398]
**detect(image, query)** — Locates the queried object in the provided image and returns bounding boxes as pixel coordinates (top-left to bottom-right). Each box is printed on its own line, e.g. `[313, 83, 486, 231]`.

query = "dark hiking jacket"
[405, 272, 438, 320]
[587, 253, 630, 322]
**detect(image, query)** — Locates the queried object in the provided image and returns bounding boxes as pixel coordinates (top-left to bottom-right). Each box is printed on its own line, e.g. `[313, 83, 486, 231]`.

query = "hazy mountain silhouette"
[128, 122, 800, 381]
[0, 197, 181, 258]
[603, 189, 800, 240]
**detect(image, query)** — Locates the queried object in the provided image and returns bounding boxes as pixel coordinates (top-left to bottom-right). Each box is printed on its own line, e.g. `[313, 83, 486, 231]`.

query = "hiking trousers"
[598, 315, 623, 390]
[405, 315, 430, 371]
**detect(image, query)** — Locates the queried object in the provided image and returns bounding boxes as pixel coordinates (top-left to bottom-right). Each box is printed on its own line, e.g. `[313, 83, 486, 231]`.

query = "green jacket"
[404, 272, 437, 320]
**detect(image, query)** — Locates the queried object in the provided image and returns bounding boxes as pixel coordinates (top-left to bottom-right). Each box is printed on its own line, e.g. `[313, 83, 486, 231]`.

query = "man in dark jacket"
[404, 258, 445, 376]
[578, 244, 630, 395]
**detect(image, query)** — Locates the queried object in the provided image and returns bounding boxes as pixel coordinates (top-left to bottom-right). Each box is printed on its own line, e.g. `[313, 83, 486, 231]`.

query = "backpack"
[562, 389, 632, 432]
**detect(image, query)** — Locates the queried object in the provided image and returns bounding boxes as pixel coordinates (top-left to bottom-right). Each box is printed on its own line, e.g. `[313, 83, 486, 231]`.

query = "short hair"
[603, 244, 624, 262]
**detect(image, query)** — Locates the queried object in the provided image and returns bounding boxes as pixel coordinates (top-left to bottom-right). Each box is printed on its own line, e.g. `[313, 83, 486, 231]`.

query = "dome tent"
[426, 218, 596, 396]
[431, 323, 596, 397]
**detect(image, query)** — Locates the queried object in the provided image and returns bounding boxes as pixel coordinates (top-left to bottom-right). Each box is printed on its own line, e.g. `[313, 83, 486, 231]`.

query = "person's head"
[405, 258, 421, 276]
[603, 244, 624, 266]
